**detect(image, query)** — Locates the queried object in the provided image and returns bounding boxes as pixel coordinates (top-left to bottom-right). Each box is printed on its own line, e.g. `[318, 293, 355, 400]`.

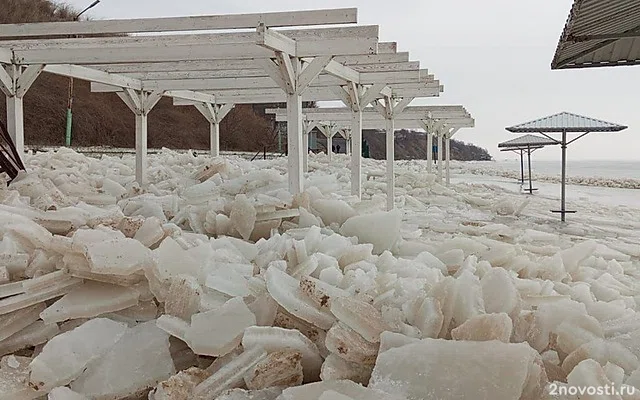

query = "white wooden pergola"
[267, 106, 473, 209]
[0, 8, 455, 203]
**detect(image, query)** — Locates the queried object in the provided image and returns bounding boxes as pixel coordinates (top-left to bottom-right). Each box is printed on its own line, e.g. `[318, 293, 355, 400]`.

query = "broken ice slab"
[39, 281, 140, 324]
[133, 216, 165, 247]
[84, 238, 152, 275]
[450, 313, 513, 343]
[156, 314, 190, 343]
[555, 314, 604, 355]
[215, 387, 283, 400]
[299, 275, 350, 309]
[256, 208, 299, 222]
[165, 275, 202, 321]
[330, 297, 389, 343]
[0, 276, 82, 315]
[278, 379, 404, 400]
[320, 353, 373, 385]
[339, 209, 402, 255]
[185, 297, 256, 357]
[22, 270, 70, 294]
[370, 339, 547, 400]
[562, 338, 639, 375]
[149, 367, 210, 400]
[244, 350, 303, 390]
[273, 309, 329, 358]
[325, 323, 379, 365]
[71, 321, 175, 399]
[29, 318, 128, 390]
[205, 268, 251, 298]
[412, 297, 444, 339]
[0, 281, 25, 299]
[48, 387, 89, 400]
[480, 267, 520, 317]
[242, 326, 324, 382]
[0, 355, 40, 400]
[0, 303, 45, 342]
[193, 347, 267, 400]
[0, 253, 29, 277]
[566, 359, 617, 397]
[0, 320, 59, 357]
[265, 266, 336, 330]
[230, 194, 257, 241]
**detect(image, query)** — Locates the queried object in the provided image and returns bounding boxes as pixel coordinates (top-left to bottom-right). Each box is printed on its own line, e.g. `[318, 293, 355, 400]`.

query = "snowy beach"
[0, 149, 639, 399]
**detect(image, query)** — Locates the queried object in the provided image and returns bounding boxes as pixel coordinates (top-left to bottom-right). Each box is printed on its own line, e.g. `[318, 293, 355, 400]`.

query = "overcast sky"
[63, 0, 640, 161]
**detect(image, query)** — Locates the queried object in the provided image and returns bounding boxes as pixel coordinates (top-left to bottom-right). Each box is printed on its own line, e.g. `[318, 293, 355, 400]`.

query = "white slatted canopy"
[0, 7, 474, 208]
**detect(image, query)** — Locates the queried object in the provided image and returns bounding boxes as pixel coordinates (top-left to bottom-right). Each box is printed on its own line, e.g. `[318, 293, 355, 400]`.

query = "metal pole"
[561, 130, 567, 222]
[527, 145, 533, 194]
[520, 149, 525, 184]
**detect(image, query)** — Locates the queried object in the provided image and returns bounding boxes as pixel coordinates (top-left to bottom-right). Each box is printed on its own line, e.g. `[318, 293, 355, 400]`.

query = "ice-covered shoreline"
[0, 149, 639, 399]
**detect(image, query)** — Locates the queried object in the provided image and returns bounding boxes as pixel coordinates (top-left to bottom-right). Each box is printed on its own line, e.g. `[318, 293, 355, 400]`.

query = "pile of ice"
[0, 148, 638, 399]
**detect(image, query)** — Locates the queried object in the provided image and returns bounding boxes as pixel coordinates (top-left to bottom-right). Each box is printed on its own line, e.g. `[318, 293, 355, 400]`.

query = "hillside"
[1, 0, 491, 161]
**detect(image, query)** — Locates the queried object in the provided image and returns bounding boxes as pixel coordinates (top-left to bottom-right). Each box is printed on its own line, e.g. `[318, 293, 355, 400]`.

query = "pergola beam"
[43, 64, 143, 90]
[0, 8, 359, 37]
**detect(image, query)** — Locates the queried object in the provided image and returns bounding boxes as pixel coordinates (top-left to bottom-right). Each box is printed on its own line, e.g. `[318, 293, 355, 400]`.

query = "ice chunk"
[299, 275, 349, 309]
[562, 339, 639, 375]
[206, 267, 251, 298]
[149, 367, 209, 400]
[185, 297, 255, 357]
[0, 355, 39, 399]
[165, 275, 202, 321]
[481, 267, 520, 317]
[244, 350, 303, 390]
[330, 297, 389, 343]
[560, 240, 598, 274]
[413, 297, 444, 339]
[340, 210, 402, 255]
[325, 323, 379, 365]
[242, 326, 323, 382]
[312, 199, 356, 226]
[0, 303, 45, 342]
[193, 347, 267, 400]
[265, 266, 335, 330]
[48, 387, 89, 399]
[156, 314, 190, 343]
[278, 379, 403, 400]
[566, 359, 617, 398]
[0, 320, 59, 356]
[134, 216, 165, 247]
[320, 354, 372, 385]
[556, 314, 604, 355]
[84, 238, 152, 275]
[39, 281, 139, 324]
[230, 194, 257, 241]
[71, 321, 175, 399]
[29, 318, 128, 390]
[370, 339, 547, 400]
[450, 313, 513, 343]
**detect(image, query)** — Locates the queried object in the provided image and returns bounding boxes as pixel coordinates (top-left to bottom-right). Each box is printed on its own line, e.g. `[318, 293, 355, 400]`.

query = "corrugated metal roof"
[498, 134, 559, 148]
[552, 0, 640, 69]
[506, 112, 627, 133]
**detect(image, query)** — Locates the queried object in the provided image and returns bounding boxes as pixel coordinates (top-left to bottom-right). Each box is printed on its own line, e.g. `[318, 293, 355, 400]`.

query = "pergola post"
[444, 127, 459, 186]
[520, 149, 525, 184]
[1, 64, 43, 159]
[427, 132, 433, 173]
[385, 116, 395, 210]
[344, 129, 352, 155]
[527, 145, 534, 194]
[194, 102, 234, 157]
[117, 89, 163, 186]
[437, 131, 443, 182]
[287, 88, 304, 193]
[351, 109, 363, 197]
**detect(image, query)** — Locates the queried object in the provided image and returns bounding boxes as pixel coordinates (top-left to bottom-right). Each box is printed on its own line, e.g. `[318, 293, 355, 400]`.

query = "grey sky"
[63, 0, 640, 161]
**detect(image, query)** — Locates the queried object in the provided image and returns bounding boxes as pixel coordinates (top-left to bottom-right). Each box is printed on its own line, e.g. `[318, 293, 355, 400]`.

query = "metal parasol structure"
[506, 112, 627, 221]
[498, 134, 558, 194]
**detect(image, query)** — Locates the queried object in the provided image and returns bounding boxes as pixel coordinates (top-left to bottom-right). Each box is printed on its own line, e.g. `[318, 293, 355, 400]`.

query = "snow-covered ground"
[0, 149, 639, 399]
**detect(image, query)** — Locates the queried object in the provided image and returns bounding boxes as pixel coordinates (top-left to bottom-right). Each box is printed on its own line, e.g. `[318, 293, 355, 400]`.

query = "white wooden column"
[427, 132, 433, 174]
[445, 136, 451, 185]
[1, 64, 43, 159]
[351, 110, 363, 198]
[445, 127, 459, 186]
[118, 89, 162, 186]
[194, 102, 234, 158]
[345, 129, 352, 155]
[437, 132, 444, 183]
[326, 129, 333, 162]
[287, 88, 304, 193]
[386, 117, 395, 211]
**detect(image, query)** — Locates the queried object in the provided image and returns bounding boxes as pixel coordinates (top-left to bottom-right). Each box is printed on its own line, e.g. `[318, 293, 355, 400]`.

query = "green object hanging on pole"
[65, 108, 72, 146]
